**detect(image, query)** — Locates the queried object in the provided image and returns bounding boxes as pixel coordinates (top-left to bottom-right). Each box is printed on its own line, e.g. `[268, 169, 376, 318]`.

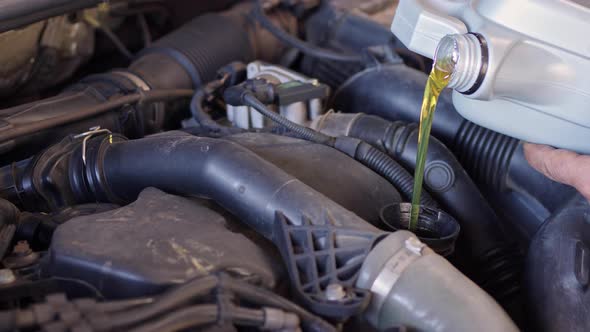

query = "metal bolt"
[325, 283, 347, 301]
[0, 269, 15, 285]
[13, 241, 32, 256]
[405, 237, 426, 255]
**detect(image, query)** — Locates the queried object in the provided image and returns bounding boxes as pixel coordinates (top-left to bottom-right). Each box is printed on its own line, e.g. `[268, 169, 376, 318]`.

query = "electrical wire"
[101, 275, 218, 330]
[127, 305, 218, 332]
[222, 274, 337, 332]
[252, 0, 363, 63]
[242, 92, 335, 145]
[0, 89, 195, 145]
[128, 304, 266, 332]
[0, 274, 334, 332]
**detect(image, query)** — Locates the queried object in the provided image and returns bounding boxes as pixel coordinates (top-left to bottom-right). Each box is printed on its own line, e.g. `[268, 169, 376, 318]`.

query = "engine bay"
[0, 1, 586, 331]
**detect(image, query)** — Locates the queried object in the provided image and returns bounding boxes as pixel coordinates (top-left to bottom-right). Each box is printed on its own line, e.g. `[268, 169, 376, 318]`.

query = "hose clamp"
[369, 236, 424, 318]
[74, 126, 112, 167]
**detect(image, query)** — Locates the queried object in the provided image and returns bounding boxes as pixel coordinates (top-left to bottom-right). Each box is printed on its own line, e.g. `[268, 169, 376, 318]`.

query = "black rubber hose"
[190, 89, 221, 129]
[77, 133, 380, 242]
[236, 91, 436, 206]
[251, 0, 362, 63]
[525, 194, 590, 332]
[136, 12, 253, 89]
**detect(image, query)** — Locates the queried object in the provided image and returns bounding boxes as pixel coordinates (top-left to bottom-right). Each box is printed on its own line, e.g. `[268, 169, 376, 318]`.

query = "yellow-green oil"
[409, 62, 453, 231]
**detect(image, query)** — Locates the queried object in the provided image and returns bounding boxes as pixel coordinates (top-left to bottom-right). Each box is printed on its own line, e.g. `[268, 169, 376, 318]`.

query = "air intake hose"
[332, 64, 575, 230]
[313, 112, 522, 303]
[0, 3, 289, 164]
[78, 133, 381, 239]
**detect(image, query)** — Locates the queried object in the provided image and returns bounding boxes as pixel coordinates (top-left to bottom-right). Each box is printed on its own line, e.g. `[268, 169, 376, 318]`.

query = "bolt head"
[325, 283, 347, 301]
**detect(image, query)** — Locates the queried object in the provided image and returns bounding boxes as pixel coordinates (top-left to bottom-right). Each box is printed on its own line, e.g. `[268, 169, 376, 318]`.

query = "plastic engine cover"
[43, 188, 282, 298]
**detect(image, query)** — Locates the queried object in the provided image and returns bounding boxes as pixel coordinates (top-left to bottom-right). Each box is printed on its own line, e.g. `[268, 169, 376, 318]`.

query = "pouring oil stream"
[409, 41, 457, 231]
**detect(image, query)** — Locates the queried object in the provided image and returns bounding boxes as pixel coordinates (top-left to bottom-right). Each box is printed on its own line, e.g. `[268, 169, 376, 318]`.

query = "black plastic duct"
[0, 4, 282, 164]
[332, 64, 576, 235]
[525, 194, 590, 332]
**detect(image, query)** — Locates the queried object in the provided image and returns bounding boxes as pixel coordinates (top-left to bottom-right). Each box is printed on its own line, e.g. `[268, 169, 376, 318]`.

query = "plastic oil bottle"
[391, 0, 590, 155]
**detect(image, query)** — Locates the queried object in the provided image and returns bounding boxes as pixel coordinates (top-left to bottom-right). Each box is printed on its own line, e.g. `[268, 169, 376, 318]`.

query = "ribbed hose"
[354, 141, 438, 207]
[143, 13, 254, 87]
[454, 121, 519, 191]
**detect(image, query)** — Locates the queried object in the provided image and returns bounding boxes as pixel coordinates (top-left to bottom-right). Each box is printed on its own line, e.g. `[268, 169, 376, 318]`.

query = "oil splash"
[409, 59, 453, 231]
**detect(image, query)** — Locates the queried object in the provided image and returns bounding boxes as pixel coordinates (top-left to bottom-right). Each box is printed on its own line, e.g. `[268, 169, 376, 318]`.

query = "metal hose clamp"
[74, 126, 113, 167]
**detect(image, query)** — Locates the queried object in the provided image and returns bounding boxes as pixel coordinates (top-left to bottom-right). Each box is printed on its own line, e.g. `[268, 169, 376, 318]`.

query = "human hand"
[524, 143, 590, 201]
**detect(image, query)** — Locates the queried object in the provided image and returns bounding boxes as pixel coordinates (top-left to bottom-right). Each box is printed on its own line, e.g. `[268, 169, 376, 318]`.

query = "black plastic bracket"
[273, 212, 384, 320]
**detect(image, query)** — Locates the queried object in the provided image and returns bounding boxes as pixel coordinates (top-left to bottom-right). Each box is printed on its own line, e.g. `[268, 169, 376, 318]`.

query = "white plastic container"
[391, 0, 590, 154]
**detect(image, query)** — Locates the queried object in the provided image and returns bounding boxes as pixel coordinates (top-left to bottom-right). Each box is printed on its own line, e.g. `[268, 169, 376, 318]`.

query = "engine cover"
[44, 188, 283, 299]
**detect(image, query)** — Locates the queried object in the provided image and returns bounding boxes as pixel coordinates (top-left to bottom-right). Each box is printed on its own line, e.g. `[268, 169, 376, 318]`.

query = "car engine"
[0, 1, 586, 331]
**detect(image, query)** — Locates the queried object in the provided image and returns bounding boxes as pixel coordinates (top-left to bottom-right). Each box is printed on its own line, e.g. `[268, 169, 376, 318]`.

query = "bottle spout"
[435, 33, 488, 94]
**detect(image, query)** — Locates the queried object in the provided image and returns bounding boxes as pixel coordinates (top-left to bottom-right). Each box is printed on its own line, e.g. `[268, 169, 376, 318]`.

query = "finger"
[524, 143, 590, 201]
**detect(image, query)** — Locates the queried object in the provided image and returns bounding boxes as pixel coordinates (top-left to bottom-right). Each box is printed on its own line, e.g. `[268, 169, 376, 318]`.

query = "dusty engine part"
[44, 188, 282, 298]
